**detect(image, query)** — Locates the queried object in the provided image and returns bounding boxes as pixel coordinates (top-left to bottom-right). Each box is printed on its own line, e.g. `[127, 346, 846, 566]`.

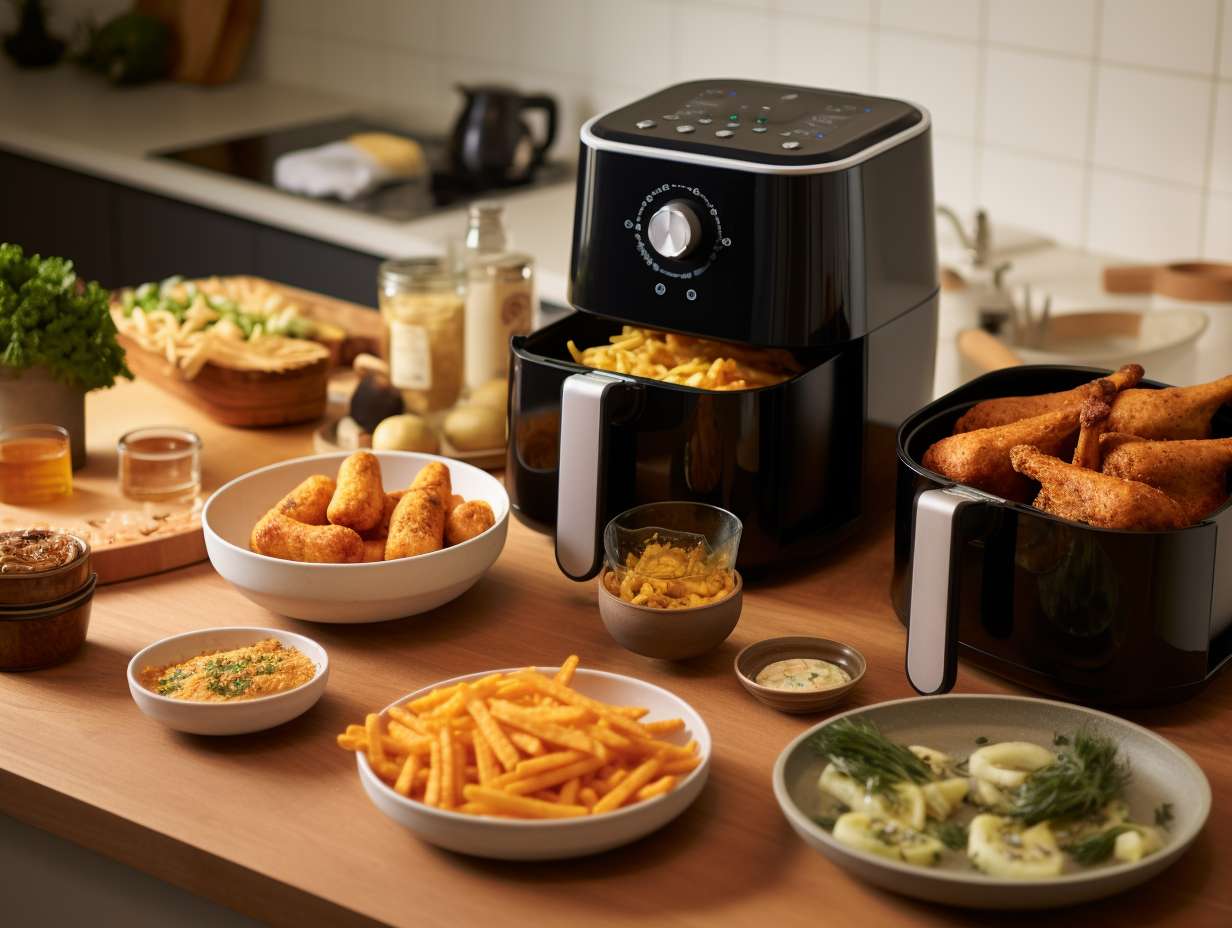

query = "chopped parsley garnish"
[1066, 826, 1133, 865]
[928, 820, 968, 851]
[1053, 732, 1070, 746]
[974, 735, 989, 745]
[156, 668, 190, 695]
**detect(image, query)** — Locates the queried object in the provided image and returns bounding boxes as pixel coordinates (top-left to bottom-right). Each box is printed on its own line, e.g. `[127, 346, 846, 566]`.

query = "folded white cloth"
[274, 140, 393, 201]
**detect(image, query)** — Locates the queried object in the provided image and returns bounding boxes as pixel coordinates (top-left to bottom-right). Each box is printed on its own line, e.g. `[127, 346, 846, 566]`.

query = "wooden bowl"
[734, 636, 865, 713]
[596, 569, 742, 660]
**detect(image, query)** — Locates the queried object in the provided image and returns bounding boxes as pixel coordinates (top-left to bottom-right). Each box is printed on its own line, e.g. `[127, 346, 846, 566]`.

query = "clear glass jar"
[117, 426, 202, 502]
[378, 257, 465, 414]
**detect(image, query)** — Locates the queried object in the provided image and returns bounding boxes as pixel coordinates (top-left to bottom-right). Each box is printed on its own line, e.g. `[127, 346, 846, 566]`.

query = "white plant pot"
[0, 366, 87, 469]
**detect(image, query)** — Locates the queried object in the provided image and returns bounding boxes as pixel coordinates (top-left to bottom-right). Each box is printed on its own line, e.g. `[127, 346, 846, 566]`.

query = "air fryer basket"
[892, 365, 1232, 707]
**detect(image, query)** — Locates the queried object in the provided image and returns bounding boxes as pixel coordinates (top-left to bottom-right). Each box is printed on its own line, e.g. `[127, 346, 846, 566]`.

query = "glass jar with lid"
[378, 257, 465, 414]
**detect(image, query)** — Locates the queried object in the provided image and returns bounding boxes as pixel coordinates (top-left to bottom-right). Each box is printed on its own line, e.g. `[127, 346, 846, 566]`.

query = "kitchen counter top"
[1, 376, 1230, 927]
[0, 64, 576, 304]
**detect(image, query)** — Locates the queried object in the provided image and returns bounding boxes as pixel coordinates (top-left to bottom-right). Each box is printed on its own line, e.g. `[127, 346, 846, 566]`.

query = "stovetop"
[157, 116, 570, 223]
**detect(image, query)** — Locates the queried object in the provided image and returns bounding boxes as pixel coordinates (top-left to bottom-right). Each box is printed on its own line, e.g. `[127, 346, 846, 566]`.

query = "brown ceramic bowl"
[596, 569, 743, 660]
[734, 636, 865, 713]
[0, 531, 91, 606]
[0, 573, 96, 671]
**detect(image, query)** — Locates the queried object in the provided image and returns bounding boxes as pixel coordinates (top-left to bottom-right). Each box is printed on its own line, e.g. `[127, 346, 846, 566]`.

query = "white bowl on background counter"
[202, 451, 509, 623]
[356, 667, 711, 860]
[127, 626, 329, 735]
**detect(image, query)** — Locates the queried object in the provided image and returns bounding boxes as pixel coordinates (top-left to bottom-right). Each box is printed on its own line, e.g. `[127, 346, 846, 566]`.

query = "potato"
[443, 404, 505, 451]
[469, 378, 508, 413]
[372, 414, 440, 453]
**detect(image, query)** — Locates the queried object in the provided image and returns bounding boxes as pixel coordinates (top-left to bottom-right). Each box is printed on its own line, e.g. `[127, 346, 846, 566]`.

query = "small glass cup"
[0, 424, 72, 504]
[603, 502, 743, 590]
[117, 427, 202, 503]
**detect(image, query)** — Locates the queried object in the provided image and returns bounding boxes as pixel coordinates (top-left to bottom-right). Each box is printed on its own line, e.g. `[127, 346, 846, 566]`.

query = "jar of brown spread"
[0, 531, 94, 671]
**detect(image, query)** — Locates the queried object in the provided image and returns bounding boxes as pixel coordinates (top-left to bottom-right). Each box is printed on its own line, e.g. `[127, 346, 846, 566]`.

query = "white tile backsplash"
[247, 0, 1232, 261]
[979, 148, 1086, 244]
[772, 16, 873, 92]
[876, 32, 979, 138]
[1087, 171, 1204, 260]
[774, 0, 873, 25]
[877, 0, 981, 41]
[1205, 191, 1232, 257]
[1223, 0, 1232, 77]
[1099, 0, 1219, 76]
[1092, 65, 1212, 186]
[985, 0, 1097, 57]
[669, 3, 773, 82]
[1213, 82, 1232, 193]
[931, 135, 978, 215]
[982, 48, 1091, 161]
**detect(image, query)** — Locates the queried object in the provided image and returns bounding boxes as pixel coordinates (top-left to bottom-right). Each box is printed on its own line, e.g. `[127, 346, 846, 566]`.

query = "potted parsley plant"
[0, 243, 132, 469]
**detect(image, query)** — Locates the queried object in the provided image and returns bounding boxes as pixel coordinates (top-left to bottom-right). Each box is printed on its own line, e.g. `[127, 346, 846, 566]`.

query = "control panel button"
[663, 113, 679, 120]
[697, 116, 713, 125]
[635, 119, 655, 129]
[675, 124, 695, 133]
[752, 126, 767, 133]
[781, 141, 801, 150]
[647, 200, 702, 260]
[715, 129, 734, 138]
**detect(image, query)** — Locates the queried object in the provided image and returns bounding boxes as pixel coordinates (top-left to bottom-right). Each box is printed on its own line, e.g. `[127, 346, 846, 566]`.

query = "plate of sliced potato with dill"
[772, 695, 1210, 909]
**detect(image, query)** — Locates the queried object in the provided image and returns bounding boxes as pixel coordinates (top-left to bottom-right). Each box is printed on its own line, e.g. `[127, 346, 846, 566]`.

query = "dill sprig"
[1007, 731, 1130, 826]
[928, 820, 968, 851]
[1066, 826, 1133, 865]
[808, 718, 934, 797]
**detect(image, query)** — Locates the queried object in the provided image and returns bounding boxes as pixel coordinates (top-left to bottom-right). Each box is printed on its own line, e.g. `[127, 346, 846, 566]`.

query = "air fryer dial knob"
[647, 200, 701, 259]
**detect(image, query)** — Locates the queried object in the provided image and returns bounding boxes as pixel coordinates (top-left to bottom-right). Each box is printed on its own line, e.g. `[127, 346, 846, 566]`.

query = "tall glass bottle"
[461, 202, 535, 391]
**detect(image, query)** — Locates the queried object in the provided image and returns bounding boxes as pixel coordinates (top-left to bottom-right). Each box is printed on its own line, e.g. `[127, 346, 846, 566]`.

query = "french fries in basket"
[338, 656, 701, 819]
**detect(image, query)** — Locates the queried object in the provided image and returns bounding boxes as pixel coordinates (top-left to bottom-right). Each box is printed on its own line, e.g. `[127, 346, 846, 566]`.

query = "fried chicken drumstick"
[1010, 444, 1188, 531]
[1107, 374, 1232, 440]
[954, 364, 1143, 433]
[1100, 433, 1232, 523]
[923, 396, 1110, 501]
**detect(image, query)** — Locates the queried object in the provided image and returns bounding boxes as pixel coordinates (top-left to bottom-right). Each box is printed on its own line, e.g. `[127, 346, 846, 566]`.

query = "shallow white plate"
[127, 626, 329, 736]
[357, 667, 711, 860]
[773, 695, 1209, 910]
[202, 451, 509, 622]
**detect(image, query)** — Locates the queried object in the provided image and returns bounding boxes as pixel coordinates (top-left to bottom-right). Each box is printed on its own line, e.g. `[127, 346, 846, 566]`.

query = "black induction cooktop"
[157, 116, 569, 223]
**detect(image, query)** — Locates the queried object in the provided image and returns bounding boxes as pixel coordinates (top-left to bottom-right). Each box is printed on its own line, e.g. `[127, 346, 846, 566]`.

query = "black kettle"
[449, 85, 558, 186]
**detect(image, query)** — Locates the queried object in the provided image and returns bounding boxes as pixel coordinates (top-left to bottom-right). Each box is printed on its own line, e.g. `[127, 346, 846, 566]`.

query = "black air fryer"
[894, 366, 1232, 707]
[508, 79, 939, 580]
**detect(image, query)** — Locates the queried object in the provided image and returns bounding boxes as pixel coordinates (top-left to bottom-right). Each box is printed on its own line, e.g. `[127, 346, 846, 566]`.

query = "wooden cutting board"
[112, 276, 381, 428]
[3, 372, 333, 585]
[1104, 261, 1232, 302]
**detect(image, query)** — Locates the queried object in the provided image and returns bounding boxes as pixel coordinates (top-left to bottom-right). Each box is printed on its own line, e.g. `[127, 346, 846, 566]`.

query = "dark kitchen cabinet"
[0, 149, 384, 306]
[0, 150, 115, 284]
[112, 186, 258, 286]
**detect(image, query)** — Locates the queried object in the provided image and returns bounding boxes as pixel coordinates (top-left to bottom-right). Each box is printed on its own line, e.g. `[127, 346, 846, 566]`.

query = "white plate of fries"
[344, 658, 710, 860]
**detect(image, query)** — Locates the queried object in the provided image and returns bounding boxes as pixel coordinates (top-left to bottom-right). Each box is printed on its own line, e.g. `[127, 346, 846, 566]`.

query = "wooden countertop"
[1, 380, 1230, 928]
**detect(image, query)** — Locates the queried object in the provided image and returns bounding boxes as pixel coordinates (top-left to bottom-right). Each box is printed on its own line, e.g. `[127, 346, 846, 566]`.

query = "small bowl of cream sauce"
[735, 637, 865, 713]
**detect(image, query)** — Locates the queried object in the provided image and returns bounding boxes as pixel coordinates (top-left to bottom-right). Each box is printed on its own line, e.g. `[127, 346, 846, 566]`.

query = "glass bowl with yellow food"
[596, 503, 743, 660]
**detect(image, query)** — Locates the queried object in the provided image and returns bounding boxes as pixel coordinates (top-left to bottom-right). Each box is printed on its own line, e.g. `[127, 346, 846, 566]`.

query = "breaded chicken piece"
[923, 402, 1100, 501]
[1010, 445, 1188, 531]
[1100, 433, 1232, 524]
[273, 475, 335, 525]
[445, 500, 495, 545]
[251, 511, 365, 562]
[327, 451, 385, 532]
[954, 364, 1142, 433]
[1107, 374, 1232, 440]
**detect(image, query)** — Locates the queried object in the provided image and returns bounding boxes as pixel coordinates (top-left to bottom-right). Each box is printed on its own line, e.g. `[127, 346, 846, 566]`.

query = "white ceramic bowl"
[357, 667, 711, 860]
[202, 451, 509, 622]
[127, 626, 329, 735]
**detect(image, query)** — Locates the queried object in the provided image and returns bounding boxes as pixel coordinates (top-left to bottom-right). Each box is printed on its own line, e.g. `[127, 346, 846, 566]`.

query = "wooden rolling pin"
[957, 328, 1024, 373]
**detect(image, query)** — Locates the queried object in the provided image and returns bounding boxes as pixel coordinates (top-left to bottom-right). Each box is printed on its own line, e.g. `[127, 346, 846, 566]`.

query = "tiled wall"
[29, 0, 1232, 261]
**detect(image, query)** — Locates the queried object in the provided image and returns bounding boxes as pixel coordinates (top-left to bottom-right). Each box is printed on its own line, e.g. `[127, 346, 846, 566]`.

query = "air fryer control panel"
[590, 79, 923, 166]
